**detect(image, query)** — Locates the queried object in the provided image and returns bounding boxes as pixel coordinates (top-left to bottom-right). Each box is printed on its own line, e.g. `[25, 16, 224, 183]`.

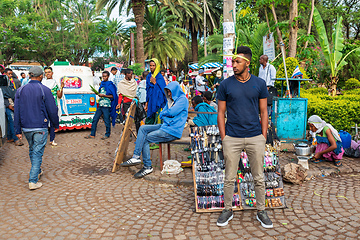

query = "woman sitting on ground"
[308, 115, 344, 167]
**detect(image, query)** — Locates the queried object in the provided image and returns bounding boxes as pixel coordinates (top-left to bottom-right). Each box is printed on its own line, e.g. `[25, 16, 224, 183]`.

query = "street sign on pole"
[223, 0, 236, 79]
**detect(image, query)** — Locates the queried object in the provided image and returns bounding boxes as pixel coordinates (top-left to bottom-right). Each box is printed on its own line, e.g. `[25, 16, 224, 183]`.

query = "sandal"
[334, 160, 342, 167]
[101, 136, 110, 140]
[312, 158, 324, 163]
[84, 135, 95, 139]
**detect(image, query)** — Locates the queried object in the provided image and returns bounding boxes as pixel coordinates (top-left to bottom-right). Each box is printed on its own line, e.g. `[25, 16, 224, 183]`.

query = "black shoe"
[134, 167, 153, 179]
[257, 210, 273, 228]
[217, 209, 233, 227]
[121, 158, 142, 167]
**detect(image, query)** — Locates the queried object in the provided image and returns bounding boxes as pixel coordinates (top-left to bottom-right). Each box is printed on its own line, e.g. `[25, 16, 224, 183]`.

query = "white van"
[51, 65, 97, 130]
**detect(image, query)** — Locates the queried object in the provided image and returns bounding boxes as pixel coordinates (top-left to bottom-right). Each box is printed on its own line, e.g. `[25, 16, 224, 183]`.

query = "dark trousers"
[90, 106, 111, 137]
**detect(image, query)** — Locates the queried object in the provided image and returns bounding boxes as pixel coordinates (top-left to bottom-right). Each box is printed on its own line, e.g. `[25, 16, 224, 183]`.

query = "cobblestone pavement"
[0, 124, 360, 239]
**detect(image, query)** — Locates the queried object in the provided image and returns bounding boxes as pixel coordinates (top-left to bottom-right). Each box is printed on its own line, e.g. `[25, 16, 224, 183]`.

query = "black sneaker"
[134, 167, 153, 179]
[257, 210, 273, 228]
[121, 158, 141, 167]
[217, 209, 233, 227]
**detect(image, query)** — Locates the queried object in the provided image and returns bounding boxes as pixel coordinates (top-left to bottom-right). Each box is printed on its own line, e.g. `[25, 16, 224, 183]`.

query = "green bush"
[344, 78, 360, 90]
[302, 87, 328, 95]
[301, 88, 360, 132]
[343, 88, 360, 95]
[276, 57, 309, 79]
[128, 63, 144, 76]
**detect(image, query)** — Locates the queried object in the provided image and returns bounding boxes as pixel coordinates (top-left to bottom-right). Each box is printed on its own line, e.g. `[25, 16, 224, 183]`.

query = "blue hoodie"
[159, 82, 189, 139]
[193, 102, 217, 126]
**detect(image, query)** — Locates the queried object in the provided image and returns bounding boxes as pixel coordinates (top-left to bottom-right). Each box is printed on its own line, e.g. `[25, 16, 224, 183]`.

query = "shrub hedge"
[301, 88, 360, 132]
[344, 78, 360, 90]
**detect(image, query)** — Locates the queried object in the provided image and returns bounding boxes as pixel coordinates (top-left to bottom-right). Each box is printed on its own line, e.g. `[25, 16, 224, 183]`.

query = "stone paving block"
[0, 125, 359, 239]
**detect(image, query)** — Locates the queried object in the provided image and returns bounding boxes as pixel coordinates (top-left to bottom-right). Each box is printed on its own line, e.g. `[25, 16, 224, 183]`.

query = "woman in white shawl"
[308, 115, 344, 167]
[116, 69, 139, 129]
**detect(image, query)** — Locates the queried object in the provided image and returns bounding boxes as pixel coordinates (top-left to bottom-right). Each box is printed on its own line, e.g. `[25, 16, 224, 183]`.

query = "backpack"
[267, 86, 278, 106]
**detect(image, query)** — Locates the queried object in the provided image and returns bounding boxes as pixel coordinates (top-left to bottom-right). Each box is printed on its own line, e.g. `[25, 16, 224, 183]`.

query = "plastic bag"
[161, 160, 183, 175]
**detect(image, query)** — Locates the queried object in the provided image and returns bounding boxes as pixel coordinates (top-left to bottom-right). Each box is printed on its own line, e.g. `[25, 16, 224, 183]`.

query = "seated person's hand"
[314, 152, 321, 160]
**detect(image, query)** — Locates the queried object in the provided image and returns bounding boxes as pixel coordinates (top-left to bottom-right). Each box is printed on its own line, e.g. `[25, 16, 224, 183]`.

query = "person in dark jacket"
[188, 95, 217, 127]
[2, 68, 23, 146]
[121, 82, 189, 178]
[14, 66, 59, 190]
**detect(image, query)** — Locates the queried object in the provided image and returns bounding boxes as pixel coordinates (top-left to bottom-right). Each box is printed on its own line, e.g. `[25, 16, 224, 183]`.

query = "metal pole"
[280, 42, 291, 98]
[130, 33, 135, 65]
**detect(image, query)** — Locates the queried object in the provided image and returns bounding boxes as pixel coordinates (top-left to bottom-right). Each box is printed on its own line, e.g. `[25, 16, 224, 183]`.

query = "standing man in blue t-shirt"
[216, 46, 272, 228]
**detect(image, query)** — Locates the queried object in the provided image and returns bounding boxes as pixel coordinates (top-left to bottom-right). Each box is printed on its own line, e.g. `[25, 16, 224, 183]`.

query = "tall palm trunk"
[132, 0, 145, 68]
[191, 29, 198, 63]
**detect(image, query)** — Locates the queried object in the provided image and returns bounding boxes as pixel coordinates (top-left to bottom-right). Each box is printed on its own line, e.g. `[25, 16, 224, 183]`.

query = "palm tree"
[103, 18, 126, 56]
[96, 0, 146, 68]
[122, 6, 188, 67]
[143, 6, 188, 66]
[170, 0, 203, 63]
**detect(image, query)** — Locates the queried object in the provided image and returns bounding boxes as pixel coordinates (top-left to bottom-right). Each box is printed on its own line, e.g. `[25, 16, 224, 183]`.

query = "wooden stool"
[159, 137, 191, 170]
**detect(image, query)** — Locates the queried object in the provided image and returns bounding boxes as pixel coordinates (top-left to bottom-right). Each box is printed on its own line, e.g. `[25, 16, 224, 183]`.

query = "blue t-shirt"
[217, 74, 268, 138]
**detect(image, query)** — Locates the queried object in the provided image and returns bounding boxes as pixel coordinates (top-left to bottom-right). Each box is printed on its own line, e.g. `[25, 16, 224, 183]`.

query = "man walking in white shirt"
[195, 69, 206, 94]
[258, 55, 276, 88]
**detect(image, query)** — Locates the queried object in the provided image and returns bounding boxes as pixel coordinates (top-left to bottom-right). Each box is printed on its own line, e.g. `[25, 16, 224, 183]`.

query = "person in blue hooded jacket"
[188, 95, 217, 127]
[121, 81, 189, 178]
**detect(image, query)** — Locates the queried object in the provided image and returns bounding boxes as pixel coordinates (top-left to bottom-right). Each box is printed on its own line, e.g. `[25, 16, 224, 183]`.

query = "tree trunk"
[304, 0, 315, 49]
[132, 0, 145, 69]
[288, 0, 298, 58]
[270, 3, 284, 46]
[264, 7, 271, 34]
[191, 29, 198, 63]
[330, 76, 337, 97]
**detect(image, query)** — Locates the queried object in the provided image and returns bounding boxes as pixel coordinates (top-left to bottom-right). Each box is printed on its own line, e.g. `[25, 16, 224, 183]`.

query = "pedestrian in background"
[20, 72, 29, 86]
[85, 71, 118, 140]
[195, 69, 206, 94]
[110, 67, 124, 87]
[116, 69, 137, 125]
[42, 67, 64, 146]
[145, 59, 167, 125]
[3, 68, 23, 146]
[14, 66, 59, 190]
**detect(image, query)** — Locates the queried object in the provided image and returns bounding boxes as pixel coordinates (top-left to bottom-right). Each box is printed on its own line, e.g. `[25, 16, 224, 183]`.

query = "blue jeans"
[90, 106, 111, 137]
[133, 124, 177, 167]
[5, 107, 18, 141]
[24, 129, 48, 183]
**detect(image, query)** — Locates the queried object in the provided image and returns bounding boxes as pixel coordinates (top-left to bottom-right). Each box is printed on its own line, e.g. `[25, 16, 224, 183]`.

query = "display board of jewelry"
[191, 125, 286, 213]
[191, 125, 242, 213]
[238, 144, 286, 209]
